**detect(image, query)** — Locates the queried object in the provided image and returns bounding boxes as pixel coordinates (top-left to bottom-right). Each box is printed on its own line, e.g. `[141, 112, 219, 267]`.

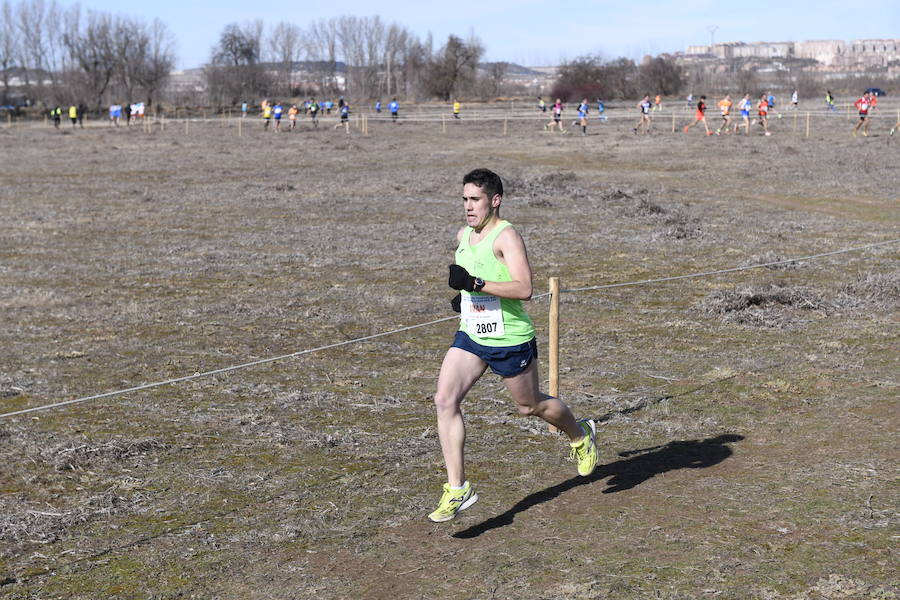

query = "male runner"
[453, 99, 461, 119]
[272, 101, 283, 132]
[596, 98, 607, 122]
[634, 94, 652, 135]
[545, 98, 565, 132]
[573, 98, 589, 135]
[852, 91, 872, 137]
[715, 94, 733, 135]
[734, 93, 752, 135]
[334, 102, 350, 131]
[751, 93, 771, 136]
[288, 104, 299, 131]
[389, 98, 399, 123]
[684, 95, 711, 135]
[308, 98, 319, 127]
[262, 101, 272, 130]
[428, 168, 598, 523]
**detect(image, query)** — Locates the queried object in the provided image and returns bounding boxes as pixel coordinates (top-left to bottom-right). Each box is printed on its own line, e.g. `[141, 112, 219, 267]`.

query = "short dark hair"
[462, 168, 503, 199]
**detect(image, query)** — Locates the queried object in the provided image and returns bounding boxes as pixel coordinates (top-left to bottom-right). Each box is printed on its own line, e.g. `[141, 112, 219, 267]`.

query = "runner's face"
[463, 183, 500, 228]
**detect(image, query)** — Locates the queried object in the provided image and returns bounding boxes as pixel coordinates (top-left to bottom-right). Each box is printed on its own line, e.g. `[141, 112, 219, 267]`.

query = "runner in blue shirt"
[571, 98, 589, 136]
[334, 102, 350, 131]
[272, 102, 284, 132]
[596, 98, 607, 122]
[375, 100, 382, 113]
[389, 98, 399, 122]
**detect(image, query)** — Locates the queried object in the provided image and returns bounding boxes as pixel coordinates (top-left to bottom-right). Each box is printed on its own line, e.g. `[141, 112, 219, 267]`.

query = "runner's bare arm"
[479, 227, 533, 301]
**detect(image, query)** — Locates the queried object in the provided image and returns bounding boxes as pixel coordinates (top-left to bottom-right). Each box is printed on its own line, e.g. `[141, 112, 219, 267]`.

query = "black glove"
[448, 264, 476, 292]
[450, 293, 461, 313]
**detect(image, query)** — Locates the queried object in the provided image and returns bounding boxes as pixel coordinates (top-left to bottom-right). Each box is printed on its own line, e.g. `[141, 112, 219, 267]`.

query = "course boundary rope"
[1, 238, 896, 420]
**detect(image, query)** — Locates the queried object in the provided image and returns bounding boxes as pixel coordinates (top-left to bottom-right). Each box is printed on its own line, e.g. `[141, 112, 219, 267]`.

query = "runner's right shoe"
[428, 481, 478, 522]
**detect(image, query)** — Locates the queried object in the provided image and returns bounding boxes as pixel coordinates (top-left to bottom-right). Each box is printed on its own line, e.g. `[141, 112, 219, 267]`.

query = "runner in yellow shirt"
[453, 99, 461, 120]
[262, 102, 273, 131]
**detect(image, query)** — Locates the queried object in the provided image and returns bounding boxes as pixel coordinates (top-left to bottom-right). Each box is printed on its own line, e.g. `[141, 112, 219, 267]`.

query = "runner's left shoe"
[570, 419, 598, 477]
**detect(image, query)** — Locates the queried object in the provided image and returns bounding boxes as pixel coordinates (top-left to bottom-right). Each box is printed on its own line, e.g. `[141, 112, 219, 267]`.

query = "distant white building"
[687, 38, 900, 68]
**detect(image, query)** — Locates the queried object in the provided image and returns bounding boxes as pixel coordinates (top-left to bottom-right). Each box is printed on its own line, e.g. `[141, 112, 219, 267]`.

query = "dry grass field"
[1, 102, 898, 599]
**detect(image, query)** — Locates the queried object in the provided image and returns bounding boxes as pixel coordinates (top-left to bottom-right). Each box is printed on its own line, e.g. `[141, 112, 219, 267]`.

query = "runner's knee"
[434, 391, 461, 415]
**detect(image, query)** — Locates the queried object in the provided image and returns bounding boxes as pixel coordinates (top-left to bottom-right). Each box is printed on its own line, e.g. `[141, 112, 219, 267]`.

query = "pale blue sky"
[64, 0, 900, 69]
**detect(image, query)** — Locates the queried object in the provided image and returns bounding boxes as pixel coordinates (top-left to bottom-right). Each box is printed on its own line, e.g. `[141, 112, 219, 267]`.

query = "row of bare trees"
[0, 0, 174, 110]
[551, 54, 685, 101]
[204, 16, 487, 107]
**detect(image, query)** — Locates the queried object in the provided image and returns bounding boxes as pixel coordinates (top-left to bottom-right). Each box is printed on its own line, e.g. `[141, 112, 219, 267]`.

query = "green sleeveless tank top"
[455, 220, 535, 347]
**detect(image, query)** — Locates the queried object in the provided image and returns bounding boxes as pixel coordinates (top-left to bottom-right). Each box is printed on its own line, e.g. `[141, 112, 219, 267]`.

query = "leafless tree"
[425, 34, 483, 100]
[207, 20, 268, 107]
[307, 18, 339, 96]
[268, 21, 304, 97]
[477, 61, 508, 99]
[62, 8, 118, 108]
[15, 0, 63, 96]
[134, 19, 174, 108]
[382, 23, 409, 98]
[0, 1, 17, 102]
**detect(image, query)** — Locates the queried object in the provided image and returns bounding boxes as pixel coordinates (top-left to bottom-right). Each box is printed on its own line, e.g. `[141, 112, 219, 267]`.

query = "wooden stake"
[185, 117, 189, 135]
[793, 110, 797, 133]
[238, 115, 242, 137]
[671, 111, 675, 132]
[442, 114, 446, 134]
[548, 277, 560, 433]
[503, 118, 508, 136]
[806, 112, 810, 138]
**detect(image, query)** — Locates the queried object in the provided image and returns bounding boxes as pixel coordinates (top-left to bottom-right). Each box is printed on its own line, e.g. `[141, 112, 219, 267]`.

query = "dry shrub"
[44, 438, 168, 472]
[506, 172, 587, 206]
[834, 270, 900, 311]
[660, 211, 703, 239]
[0, 374, 22, 398]
[0, 485, 151, 553]
[702, 285, 828, 327]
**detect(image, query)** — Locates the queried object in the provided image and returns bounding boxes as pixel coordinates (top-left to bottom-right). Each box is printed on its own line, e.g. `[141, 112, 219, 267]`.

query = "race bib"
[461, 294, 505, 338]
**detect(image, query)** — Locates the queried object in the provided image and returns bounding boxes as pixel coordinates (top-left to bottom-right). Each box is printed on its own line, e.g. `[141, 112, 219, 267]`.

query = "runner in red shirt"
[750, 93, 771, 136]
[853, 92, 872, 137]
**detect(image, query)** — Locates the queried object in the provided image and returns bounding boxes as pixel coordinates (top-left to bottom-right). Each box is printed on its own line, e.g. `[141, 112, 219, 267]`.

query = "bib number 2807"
[461, 294, 505, 338]
[475, 322, 498, 335]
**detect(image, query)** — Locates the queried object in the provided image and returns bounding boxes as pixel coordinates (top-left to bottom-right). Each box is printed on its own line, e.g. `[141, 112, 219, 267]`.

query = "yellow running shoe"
[428, 481, 478, 522]
[570, 419, 598, 476]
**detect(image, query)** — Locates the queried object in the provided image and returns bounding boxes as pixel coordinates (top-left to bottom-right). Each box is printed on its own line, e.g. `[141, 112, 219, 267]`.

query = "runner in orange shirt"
[715, 94, 733, 135]
[288, 104, 299, 131]
[683, 95, 712, 135]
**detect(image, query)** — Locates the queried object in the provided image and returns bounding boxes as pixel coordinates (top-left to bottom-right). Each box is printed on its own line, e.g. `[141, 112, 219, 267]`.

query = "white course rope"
[1, 238, 896, 419]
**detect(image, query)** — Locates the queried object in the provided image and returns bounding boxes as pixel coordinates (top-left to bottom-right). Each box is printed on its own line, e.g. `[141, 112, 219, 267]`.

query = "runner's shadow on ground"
[452, 433, 744, 539]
